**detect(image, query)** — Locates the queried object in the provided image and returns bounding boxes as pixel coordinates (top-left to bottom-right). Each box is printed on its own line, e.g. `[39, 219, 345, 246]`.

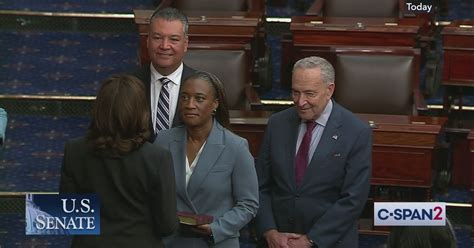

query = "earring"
[212, 109, 217, 115]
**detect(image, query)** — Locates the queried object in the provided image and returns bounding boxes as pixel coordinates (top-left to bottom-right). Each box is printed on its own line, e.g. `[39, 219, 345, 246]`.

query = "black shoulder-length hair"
[87, 74, 150, 157]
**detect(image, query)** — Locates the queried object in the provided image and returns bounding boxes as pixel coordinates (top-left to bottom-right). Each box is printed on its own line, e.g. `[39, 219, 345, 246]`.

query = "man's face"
[291, 67, 334, 121]
[147, 18, 188, 75]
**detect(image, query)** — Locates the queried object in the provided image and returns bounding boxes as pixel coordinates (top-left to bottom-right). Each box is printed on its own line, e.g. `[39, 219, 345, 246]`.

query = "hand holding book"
[177, 211, 213, 226]
[177, 211, 214, 243]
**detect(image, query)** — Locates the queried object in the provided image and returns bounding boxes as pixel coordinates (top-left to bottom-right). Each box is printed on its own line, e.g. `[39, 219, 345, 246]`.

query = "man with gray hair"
[256, 56, 372, 248]
[133, 7, 196, 142]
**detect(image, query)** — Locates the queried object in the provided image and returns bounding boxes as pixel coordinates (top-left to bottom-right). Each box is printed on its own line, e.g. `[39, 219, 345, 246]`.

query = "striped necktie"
[156, 77, 171, 132]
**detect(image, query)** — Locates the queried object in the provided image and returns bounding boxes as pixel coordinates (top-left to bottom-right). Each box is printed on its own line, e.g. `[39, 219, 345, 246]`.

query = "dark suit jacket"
[60, 137, 179, 248]
[132, 63, 196, 142]
[256, 100, 372, 248]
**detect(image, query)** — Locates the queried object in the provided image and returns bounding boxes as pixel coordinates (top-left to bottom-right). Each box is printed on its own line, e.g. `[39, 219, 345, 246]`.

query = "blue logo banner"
[25, 193, 100, 235]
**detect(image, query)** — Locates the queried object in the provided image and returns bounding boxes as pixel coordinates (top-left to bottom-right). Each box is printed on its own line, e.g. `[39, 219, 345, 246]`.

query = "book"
[177, 211, 213, 226]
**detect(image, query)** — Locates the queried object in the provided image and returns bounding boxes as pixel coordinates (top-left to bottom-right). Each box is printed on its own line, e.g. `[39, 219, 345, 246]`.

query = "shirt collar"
[303, 99, 333, 127]
[150, 62, 183, 86]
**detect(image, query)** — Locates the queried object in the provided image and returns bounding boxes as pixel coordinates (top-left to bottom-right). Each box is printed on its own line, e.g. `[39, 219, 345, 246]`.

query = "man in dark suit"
[133, 7, 196, 141]
[256, 56, 372, 248]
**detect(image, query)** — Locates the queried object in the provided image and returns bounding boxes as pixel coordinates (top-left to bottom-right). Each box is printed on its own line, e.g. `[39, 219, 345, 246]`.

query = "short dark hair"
[149, 7, 189, 37]
[87, 74, 150, 157]
[182, 71, 230, 128]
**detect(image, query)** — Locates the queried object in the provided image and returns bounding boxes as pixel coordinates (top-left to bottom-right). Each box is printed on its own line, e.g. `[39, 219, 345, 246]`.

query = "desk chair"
[332, 46, 427, 115]
[307, 0, 403, 18]
[184, 47, 261, 110]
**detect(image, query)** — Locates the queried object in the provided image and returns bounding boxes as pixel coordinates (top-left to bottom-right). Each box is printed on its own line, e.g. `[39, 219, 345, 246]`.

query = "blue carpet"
[0, 0, 153, 13]
[453, 227, 474, 248]
[0, 213, 72, 247]
[0, 30, 140, 96]
[434, 187, 472, 203]
[1, 114, 89, 192]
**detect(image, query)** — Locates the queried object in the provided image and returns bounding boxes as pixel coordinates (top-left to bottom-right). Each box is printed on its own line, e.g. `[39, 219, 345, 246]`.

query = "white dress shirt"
[295, 99, 333, 165]
[150, 63, 184, 132]
[185, 141, 206, 188]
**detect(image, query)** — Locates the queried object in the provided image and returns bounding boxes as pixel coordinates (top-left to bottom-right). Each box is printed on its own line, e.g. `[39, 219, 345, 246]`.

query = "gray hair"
[293, 56, 335, 85]
[150, 7, 189, 37]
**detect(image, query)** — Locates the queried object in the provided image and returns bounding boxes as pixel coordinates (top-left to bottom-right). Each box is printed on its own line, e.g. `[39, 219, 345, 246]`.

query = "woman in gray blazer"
[60, 74, 178, 248]
[155, 71, 259, 247]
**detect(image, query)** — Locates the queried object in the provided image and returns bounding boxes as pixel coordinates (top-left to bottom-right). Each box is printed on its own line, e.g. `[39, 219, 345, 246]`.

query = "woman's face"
[179, 78, 219, 128]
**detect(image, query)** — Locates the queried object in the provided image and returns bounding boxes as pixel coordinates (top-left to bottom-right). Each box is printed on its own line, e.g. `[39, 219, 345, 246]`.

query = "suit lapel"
[171, 128, 196, 212]
[286, 108, 301, 191]
[187, 121, 225, 199]
[301, 101, 342, 187]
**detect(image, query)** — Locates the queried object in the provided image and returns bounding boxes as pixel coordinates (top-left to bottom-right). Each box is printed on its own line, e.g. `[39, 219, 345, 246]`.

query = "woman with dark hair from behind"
[60, 74, 178, 248]
[387, 218, 457, 248]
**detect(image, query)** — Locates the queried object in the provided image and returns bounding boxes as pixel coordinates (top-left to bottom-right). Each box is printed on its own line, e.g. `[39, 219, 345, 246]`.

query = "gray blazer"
[256, 101, 372, 248]
[155, 120, 259, 248]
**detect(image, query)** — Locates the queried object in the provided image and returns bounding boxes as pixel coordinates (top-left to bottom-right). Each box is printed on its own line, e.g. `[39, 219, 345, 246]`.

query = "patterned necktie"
[156, 77, 171, 132]
[295, 121, 316, 187]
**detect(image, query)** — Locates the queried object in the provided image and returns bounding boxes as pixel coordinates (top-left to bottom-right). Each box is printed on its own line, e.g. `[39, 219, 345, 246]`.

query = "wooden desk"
[445, 121, 473, 188]
[291, 16, 422, 47]
[441, 20, 474, 114]
[357, 114, 447, 195]
[133, 10, 261, 64]
[280, 16, 423, 88]
[229, 110, 271, 157]
[442, 21, 474, 87]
